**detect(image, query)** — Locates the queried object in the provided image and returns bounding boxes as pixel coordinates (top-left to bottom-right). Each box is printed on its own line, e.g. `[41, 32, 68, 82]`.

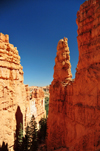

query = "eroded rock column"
[54, 37, 72, 84]
[47, 37, 72, 150]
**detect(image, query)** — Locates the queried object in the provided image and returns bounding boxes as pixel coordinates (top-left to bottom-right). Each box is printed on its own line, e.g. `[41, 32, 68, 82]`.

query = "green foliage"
[14, 122, 23, 151]
[45, 104, 49, 117]
[18, 123, 23, 146]
[13, 116, 48, 151]
[45, 96, 49, 117]
[24, 115, 38, 151]
[23, 125, 30, 151]
[45, 97, 49, 104]
[29, 115, 38, 151]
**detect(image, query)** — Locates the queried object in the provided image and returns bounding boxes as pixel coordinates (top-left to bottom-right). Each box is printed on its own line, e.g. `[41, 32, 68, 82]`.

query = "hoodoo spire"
[53, 37, 72, 84]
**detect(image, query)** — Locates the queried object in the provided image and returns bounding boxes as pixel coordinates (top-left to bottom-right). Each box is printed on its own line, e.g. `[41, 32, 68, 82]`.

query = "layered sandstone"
[47, 0, 100, 150]
[0, 33, 30, 150]
[0, 33, 46, 149]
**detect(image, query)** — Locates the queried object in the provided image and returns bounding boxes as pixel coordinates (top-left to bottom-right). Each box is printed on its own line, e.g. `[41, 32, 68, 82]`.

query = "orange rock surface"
[54, 37, 72, 84]
[47, 0, 100, 150]
[0, 34, 46, 150]
[0, 33, 29, 150]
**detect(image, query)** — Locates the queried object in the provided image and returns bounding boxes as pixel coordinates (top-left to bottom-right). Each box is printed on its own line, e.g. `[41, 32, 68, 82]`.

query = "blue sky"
[0, 0, 85, 86]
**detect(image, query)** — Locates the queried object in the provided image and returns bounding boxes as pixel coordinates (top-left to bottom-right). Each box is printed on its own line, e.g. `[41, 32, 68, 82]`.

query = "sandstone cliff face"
[0, 33, 30, 150]
[47, 0, 100, 150]
[0, 33, 46, 149]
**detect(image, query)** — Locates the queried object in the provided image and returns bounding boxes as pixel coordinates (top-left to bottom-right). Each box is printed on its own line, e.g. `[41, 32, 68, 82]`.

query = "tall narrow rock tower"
[47, 0, 100, 151]
[47, 37, 72, 150]
[53, 37, 72, 84]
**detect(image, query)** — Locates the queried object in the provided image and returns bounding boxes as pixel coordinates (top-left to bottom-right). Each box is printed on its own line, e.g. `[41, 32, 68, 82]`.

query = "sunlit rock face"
[27, 86, 46, 128]
[47, 37, 72, 150]
[26, 88, 46, 129]
[47, 0, 100, 150]
[30, 88, 46, 128]
[0, 33, 46, 150]
[0, 33, 30, 150]
[53, 37, 72, 84]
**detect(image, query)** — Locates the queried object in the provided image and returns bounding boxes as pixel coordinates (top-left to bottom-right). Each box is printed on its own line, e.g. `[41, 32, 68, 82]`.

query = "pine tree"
[18, 123, 23, 150]
[18, 123, 23, 144]
[23, 115, 38, 151]
[29, 115, 38, 151]
[14, 116, 38, 151]
[25, 125, 30, 151]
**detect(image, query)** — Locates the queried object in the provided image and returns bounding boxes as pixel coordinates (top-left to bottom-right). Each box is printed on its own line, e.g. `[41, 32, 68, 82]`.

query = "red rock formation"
[47, 37, 73, 150]
[0, 33, 30, 150]
[47, 0, 100, 150]
[54, 37, 72, 84]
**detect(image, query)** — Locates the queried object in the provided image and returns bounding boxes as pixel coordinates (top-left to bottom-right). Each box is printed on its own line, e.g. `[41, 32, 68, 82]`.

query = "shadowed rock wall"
[47, 0, 100, 150]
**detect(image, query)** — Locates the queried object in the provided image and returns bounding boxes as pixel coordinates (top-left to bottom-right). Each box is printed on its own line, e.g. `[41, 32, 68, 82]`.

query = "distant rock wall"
[47, 0, 100, 150]
[27, 88, 46, 128]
